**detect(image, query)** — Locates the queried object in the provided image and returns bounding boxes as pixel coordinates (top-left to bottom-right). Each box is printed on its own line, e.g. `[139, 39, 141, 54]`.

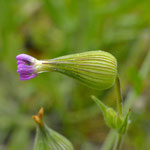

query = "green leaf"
[91, 95, 107, 114]
[118, 110, 131, 135]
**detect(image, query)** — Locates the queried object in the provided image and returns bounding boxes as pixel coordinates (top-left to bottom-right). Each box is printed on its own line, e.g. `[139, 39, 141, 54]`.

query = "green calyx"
[91, 96, 130, 135]
[39, 50, 117, 90]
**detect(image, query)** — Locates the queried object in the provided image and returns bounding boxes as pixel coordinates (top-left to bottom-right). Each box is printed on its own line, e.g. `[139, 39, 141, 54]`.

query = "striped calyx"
[47, 50, 117, 90]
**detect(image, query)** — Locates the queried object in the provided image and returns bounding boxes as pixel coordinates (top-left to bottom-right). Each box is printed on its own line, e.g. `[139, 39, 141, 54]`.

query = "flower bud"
[91, 96, 130, 134]
[105, 108, 123, 130]
[33, 108, 74, 150]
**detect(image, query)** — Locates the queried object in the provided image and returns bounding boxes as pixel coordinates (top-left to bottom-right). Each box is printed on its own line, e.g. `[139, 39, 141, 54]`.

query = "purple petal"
[17, 64, 33, 69]
[16, 54, 38, 80]
[17, 68, 33, 74]
[17, 60, 26, 65]
[16, 54, 34, 62]
[20, 73, 37, 80]
[20, 74, 30, 78]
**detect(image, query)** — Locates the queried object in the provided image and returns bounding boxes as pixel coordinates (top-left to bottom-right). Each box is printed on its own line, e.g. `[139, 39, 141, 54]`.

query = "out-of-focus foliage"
[0, 0, 150, 150]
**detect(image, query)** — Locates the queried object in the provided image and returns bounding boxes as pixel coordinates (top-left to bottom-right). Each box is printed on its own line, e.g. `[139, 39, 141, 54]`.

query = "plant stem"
[112, 76, 123, 150]
[113, 134, 123, 150]
[115, 76, 123, 115]
[101, 130, 116, 150]
[102, 50, 150, 150]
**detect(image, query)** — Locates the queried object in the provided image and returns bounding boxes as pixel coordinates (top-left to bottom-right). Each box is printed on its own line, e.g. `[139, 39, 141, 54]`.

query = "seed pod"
[48, 50, 117, 90]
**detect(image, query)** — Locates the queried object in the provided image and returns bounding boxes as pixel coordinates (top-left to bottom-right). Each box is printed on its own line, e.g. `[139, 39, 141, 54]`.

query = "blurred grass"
[0, 0, 150, 150]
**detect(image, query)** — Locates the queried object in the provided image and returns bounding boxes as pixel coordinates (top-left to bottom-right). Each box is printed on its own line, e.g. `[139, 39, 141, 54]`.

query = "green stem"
[101, 130, 116, 150]
[115, 76, 123, 115]
[113, 75, 123, 150]
[113, 134, 123, 150]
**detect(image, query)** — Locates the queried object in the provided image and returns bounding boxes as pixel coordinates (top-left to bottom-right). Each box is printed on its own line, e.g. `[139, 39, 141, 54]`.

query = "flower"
[16, 54, 38, 80]
[16, 50, 117, 90]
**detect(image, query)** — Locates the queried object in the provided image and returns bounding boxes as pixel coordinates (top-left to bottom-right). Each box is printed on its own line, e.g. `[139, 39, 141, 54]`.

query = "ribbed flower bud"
[16, 50, 117, 90]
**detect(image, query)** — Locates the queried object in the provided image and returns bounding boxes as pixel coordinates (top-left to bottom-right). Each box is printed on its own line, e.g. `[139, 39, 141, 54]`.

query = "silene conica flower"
[16, 50, 117, 90]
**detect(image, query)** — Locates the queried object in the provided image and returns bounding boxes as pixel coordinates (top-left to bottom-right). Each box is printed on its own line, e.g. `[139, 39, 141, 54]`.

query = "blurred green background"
[0, 0, 150, 150]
